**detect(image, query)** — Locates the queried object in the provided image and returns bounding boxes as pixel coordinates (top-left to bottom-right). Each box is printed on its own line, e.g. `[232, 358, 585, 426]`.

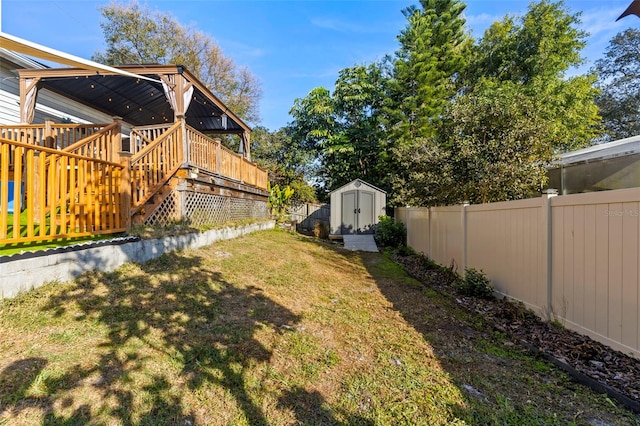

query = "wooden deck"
[0, 118, 268, 245]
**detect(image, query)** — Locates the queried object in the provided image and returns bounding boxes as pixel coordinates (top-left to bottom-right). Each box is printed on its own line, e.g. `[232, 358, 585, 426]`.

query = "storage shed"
[329, 179, 386, 237]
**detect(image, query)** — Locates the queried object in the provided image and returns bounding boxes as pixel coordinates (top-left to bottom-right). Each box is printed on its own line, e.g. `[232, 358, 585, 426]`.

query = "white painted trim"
[0, 31, 163, 83]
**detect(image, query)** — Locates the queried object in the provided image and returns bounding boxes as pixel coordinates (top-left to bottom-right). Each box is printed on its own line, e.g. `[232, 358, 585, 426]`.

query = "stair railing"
[130, 121, 183, 214]
[62, 120, 121, 162]
[129, 123, 174, 155]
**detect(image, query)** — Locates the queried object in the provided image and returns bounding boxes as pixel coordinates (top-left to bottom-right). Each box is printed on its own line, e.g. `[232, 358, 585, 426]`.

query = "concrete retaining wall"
[0, 221, 275, 299]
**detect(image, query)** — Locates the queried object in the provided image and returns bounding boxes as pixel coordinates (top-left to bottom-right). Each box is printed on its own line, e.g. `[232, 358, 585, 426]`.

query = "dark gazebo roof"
[18, 64, 249, 135]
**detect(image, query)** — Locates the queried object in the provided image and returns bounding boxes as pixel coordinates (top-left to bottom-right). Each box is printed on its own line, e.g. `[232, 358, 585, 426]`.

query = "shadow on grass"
[277, 386, 374, 426]
[3, 251, 298, 424]
[0, 358, 47, 407]
[0, 239, 382, 425]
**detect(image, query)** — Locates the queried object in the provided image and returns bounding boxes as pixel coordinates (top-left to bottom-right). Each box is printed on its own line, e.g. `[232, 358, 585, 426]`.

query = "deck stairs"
[132, 177, 180, 225]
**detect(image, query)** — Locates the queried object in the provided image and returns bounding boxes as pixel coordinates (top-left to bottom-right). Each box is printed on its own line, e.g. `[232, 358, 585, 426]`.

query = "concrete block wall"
[0, 221, 275, 299]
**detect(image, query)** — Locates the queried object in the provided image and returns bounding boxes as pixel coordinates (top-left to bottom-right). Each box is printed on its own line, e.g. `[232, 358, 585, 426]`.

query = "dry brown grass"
[0, 229, 637, 425]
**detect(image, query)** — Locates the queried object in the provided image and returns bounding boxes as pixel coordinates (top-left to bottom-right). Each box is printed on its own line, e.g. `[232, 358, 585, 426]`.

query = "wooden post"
[0, 144, 8, 238]
[242, 130, 251, 161]
[33, 151, 41, 224]
[177, 114, 189, 167]
[19, 77, 40, 124]
[44, 119, 55, 149]
[174, 73, 186, 116]
[119, 152, 133, 232]
[112, 116, 123, 163]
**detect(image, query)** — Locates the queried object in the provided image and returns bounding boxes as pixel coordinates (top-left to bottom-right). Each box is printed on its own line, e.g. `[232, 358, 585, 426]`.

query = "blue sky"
[1, 0, 639, 131]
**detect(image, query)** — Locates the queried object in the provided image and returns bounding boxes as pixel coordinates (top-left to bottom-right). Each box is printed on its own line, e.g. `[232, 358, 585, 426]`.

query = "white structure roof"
[556, 135, 640, 166]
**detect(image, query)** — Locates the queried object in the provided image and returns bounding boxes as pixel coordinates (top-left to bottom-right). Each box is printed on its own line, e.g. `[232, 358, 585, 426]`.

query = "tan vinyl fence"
[396, 187, 640, 359]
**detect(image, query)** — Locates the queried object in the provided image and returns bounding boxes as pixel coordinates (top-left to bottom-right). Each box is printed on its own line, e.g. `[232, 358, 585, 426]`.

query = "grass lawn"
[0, 229, 637, 425]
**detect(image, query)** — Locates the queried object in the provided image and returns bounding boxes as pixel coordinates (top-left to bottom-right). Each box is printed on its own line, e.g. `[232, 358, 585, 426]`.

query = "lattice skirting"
[145, 189, 269, 227]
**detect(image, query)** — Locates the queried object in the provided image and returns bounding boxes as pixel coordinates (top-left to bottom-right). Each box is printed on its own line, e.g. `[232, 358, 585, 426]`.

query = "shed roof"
[329, 178, 387, 195]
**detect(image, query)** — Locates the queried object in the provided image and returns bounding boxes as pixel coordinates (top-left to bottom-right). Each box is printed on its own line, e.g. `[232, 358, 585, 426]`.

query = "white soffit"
[0, 31, 162, 83]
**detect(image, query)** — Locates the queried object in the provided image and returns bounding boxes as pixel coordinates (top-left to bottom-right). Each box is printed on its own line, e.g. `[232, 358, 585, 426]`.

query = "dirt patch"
[391, 250, 640, 414]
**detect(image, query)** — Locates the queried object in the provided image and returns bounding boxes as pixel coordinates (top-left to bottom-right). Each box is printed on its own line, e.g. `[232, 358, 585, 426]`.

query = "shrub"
[394, 244, 416, 257]
[460, 268, 494, 299]
[373, 216, 406, 249]
[313, 221, 329, 239]
[268, 183, 294, 221]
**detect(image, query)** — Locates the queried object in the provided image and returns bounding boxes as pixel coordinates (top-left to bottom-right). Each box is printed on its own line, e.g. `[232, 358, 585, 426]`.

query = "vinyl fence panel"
[429, 205, 464, 271]
[551, 189, 640, 356]
[403, 207, 430, 255]
[466, 198, 545, 313]
[397, 187, 640, 359]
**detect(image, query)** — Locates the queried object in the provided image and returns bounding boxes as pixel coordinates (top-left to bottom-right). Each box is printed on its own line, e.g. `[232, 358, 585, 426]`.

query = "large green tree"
[594, 28, 640, 141]
[443, 79, 556, 203]
[93, 1, 262, 123]
[393, 0, 601, 206]
[323, 64, 390, 191]
[288, 63, 390, 199]
[388, 0, 470, 206]
[394, 79, 557, 206]
[467, 0, 600, 152]
[388, 0, 469, 140]
[250, 126, 317, 204]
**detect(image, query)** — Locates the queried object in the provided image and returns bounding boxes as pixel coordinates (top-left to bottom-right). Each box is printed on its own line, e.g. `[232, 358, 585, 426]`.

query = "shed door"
[340, 189, 375, 235]
[341, 190, 357, 234]
[357, 190, 375, 234]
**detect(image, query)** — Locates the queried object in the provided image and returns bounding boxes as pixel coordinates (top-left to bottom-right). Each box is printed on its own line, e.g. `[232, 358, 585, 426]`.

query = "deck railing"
[0, 137, 128, 244]
[0, 121, 108, 149]
[185, 125, 268, 190]
[63, 121, 121, 162]
[187, 126, 218, 172]
[129, 123, 173, 155]
[0, 120, 268, 245]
